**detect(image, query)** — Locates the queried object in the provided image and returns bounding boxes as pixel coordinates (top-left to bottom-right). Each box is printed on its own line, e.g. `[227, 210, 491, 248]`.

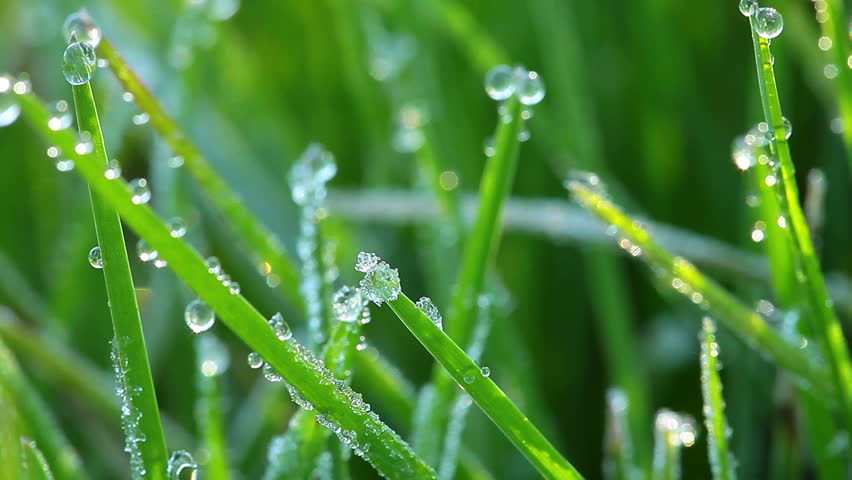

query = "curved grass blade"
[71, 80, 169, 480]
[17, 91, 436, 480]
[747, 15, 852, 430]
[95, 36, 302, 312]
[699, 318, 735, 480]
[413, 95, 524, 467]
[0, 336, 84, 480]
[382, 292, 583, 480]
[567, 180, 831, 394]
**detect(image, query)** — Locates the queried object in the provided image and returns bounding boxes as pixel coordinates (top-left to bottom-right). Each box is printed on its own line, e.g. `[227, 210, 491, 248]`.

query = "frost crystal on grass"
[356, 252, 401, 306]
[110, 338, 147, 480]
[415, 296, 443, 330]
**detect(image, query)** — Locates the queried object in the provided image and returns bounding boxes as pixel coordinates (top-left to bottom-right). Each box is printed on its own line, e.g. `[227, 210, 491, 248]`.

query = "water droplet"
[167, 450, 198, 480]
[818, 36, 832, 51]
[62, 42, 98, 86]
[12, 74, 30, 95]
[463, 373, 475, 384]
[104, 159, 121, 179]
[355, 251, 380, 273]
[63, 10, 101, 47]
[754, 8, 783, 39]
[185, 299, 215, 333]
[415, 296, 443, 330]
[129, 178, 151, 205]
[781, 117, 792, 139]
[356, 336, 367, 351]
[262, 363, 282, 382]
[48, 100, 72, 131]
[227, 281, 240, 295]
[739, 0, 757, 16]
[516, 69, 545, 106]
[480, 366, 490, 377]
[483, 136, 496, 157]
[269, 312, 293, 341]
[333, 286, 367, 323]
[205, 256, 221, 274]
[357, 254, 401, 306]
[167, 217, 187, 238]
[731, 136, 755, 171]
[824, 63, 839, 79]
[132, 113, 150, 125]
[484, 65, 516, 101]
[88, 246, 103, 269]
[168, 155, 185, 168]
[517, 127, 531, 142]
[247, 352, 263, 369]
[136, 239, 158, 262]
[288, 143, 337, 206]
[0, 76, 20, 127]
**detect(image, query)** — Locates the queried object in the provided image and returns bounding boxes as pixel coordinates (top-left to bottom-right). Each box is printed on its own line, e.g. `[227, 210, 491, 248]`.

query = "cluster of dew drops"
[482, 64, 545, 156]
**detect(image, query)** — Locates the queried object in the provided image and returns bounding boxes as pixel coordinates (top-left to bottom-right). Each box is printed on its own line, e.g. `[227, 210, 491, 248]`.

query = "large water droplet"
[63, 10, 102, 47]
[754, 8, 783, 39]
[88, 246, 103, 269]
[484, 65, 516, 101]
[0, 76, 20, 127]
[415, 296, 443, 330]
[167, 217, 187, 238]
[167, 450, 198, 480]
[333, 286, 367, 323]
[136, 239, 158, 262]
[738, 0, 757, 17]
[516, 69, 545, 106]
[247, 352, 263, 369]
[269, 312, 293, 341]
[62, 42, 98, 86]
[185, 299, 215, 333]
[129, 178, 151, 205]
[357, 253, 401, 306]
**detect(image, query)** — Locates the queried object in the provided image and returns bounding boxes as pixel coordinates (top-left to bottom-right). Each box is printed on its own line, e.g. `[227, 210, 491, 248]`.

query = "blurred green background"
[0, 0, 850, 478]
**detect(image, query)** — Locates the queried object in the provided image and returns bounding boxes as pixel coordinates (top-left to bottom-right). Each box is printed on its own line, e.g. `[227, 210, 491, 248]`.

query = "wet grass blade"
[603, 389, 636, 480]
[384, 292, 583, 480]
[96, 36, 302, 312]
[567, 181, 831, 394]
[18, 90, 437, 480]
[71, 80, 169, 479]
[20, 439, 56, 480]
[747, 16, 852, 431]
[699, 318, 736, 480]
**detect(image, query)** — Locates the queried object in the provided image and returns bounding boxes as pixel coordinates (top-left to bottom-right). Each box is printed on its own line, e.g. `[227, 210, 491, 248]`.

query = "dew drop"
[781, 117, 792, 139]
[205, 256, 221, 274]
[62, 42, 98, 86]
[63, 10, 102, 47]
[48, 100, 72, 131]
[167, 217, 187, 238]
[185, 299, 215, 333]
[262, 363, 282, 382]
[168, 155, 185, 168]
[247, 352, 263, 369]
[356, 336, 368, 351]
[483, 136, 496, 157]
[516, 69, 545, 106]
[88, 246, 103, 269]
[167, 450, 198, 480]
[154, 258, 168, 269]
[738, 0, 757, 16]
[415, 296, 443, 330]
[754, 7, 783, 39]
[333, 286, 367, 323]
[357, 254, 401, 306]
[104, 159, 122, 179]
[227, 281, 240, 295]
[136, 239, 158, 262]
[484, 65, 516, 101]
[132, 113, 150, 125]
[129, 178, 151, 205]
[269, 312, 293, 341]
[0, 76, 20, 127]
[463, 373, 475, 384]
[288, 143, 337, 206]
[517, 127, 531, 142]
[480, 366, 490, 377]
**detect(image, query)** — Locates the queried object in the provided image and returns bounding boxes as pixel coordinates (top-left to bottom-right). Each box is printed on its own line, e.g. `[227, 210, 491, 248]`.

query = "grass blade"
[814, 0, 852, 170]
[18, 90, 436, 480]
[95, 36, 302, 312]
[699, 318, 736, 480]
[746, 14, 852, 430]
[603, 389, 636, 480]
[71, 80, 169, 479]
[566, 180, 831, 394]
[413, 94, 524, 466]
[20, 439, 56, 480]
[379, 290, 582, 479]
[651, 410, 692, 480]
[196, 335, 232, 480]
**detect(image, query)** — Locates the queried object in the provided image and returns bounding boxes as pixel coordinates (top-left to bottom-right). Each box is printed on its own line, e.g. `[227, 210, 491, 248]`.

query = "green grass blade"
[414, 95, 524, 466]
[747, 15, 852, 430]
[20, 439, 56, 480]
[95, 36, 302, 312]
[567, 181, 831, 394]
[651, 410, 689, 480]
[0, 335, 84, 480]
[699, 318, 736, 480]
[383, 292, 583, 480]
[196, 336, 232, 480]
[71, 81, 169, 480]
[17, 91, 436, 480]
[815, 0, 852, 170]
[603, 389, 636, 480]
